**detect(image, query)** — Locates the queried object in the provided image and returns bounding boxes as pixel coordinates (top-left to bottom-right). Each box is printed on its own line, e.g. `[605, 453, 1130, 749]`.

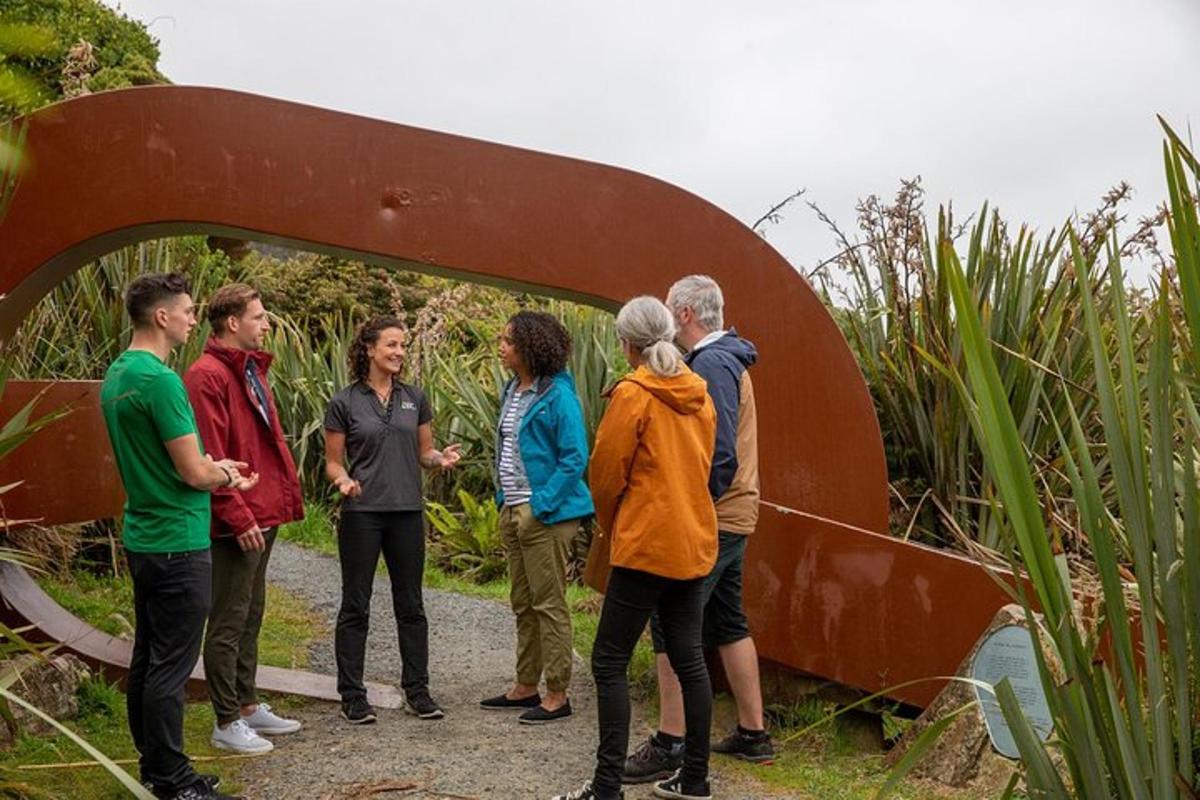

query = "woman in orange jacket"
[553, 296, 717, 800]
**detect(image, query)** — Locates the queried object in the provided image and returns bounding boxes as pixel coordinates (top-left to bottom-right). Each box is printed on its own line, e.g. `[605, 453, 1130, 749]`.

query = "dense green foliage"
[817, 179, 1163, 557]
[0, 0, 165, 115]
[885, 125, 1200, 798]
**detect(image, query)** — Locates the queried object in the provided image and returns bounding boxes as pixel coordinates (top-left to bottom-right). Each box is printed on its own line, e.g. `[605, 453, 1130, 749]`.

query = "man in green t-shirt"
[101, 273, 257, 800]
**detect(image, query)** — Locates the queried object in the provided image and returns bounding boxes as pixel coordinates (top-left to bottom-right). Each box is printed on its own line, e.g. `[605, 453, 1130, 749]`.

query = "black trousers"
[335, 510, 429, 701]
[127, 548, 212, 795]
[591, 567, 711, 797]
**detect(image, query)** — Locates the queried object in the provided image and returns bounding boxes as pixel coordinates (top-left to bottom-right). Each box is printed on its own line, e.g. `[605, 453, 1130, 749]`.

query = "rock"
[0, 653, 92, 748]
[885, 604, 1051, 791]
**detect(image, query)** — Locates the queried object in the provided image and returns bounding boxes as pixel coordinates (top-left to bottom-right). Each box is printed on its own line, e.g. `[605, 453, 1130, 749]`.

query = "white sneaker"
[211, 718, 274, 754]
[241, 702, 303, 735]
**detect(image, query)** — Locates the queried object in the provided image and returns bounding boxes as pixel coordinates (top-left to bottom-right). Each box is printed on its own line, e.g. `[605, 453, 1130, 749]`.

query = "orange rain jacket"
[589, 364, 718, 581]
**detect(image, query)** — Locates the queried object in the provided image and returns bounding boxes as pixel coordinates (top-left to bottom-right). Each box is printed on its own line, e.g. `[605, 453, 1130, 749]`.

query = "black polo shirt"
[324, 380, 433, 512]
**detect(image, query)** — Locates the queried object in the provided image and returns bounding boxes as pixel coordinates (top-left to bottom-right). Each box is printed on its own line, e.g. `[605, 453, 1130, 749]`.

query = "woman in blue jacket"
[480, 310, 594, 725]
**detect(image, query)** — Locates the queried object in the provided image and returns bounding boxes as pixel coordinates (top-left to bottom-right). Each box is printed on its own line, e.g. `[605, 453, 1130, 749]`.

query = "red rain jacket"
[184, 339, 304, 537]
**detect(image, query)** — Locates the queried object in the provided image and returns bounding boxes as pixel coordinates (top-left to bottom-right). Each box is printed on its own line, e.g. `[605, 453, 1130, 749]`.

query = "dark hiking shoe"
[622, 736, 684, 784]
[405, 693, 445, 719]
[550, 780, 624, 799]
[340, 696, 377, 724]
[146, 774, 222, 799]
[481, 691, 541, 710]
[165, 776, 241, 800]
[652, 770, 712, 800]
[712, 727, 775, 763]
[519, 699, 573, 725]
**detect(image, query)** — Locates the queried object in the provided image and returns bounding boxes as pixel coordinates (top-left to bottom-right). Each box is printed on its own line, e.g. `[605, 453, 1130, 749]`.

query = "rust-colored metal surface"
[0, 86, 1012, 708]
[0, 381, 124, 526]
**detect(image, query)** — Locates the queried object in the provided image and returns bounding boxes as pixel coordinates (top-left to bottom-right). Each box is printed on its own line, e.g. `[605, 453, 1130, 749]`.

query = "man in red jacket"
[185, 283, 305, 755]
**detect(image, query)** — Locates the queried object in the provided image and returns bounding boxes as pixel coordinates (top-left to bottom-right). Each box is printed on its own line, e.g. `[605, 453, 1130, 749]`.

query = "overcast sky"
[103, 0, 1199, 280]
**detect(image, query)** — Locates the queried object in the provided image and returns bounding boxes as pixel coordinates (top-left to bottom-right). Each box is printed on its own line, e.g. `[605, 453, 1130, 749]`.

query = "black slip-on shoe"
[518, 699, 573, 725]
[480, 691, 542, 710]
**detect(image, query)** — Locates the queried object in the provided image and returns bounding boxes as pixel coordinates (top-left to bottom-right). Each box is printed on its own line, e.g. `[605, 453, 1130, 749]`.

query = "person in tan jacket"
[553, 296, 716, 800]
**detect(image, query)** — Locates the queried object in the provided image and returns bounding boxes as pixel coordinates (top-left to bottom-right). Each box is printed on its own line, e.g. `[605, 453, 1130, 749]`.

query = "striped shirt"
[498, 384, 538, 505]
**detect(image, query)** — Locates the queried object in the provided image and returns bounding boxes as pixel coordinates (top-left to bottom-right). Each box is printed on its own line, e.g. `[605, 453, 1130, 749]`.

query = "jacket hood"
[204, 338, 274, 373]
[692, 329, 757, 368]
[623, 365, 709, 415]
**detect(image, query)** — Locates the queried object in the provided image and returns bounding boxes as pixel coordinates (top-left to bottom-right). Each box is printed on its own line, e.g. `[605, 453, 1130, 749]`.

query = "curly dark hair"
[507, 310, 571, 378]
[349, 316, 406, 383]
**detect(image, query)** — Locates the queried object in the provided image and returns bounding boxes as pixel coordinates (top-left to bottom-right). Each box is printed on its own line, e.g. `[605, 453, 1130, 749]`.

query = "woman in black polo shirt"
[323, 316, 461, 724]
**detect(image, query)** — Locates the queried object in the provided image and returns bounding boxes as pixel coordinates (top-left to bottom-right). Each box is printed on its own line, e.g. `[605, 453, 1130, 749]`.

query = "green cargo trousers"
[500, 504, 576, 693]
[203, 527, 277, 726]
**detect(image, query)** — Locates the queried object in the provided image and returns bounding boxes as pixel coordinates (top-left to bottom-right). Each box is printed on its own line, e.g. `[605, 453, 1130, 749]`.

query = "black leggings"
[591, 567, 711, 797]
[335, 510, 429, 701]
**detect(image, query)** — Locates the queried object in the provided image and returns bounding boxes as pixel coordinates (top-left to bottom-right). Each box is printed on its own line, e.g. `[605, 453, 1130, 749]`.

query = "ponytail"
[641, 340, 682, 377]
[616, 296, 683, 377]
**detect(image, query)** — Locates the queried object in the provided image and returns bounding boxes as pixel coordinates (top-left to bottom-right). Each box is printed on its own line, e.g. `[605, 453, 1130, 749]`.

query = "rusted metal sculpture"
[0, 86, 1020, 708]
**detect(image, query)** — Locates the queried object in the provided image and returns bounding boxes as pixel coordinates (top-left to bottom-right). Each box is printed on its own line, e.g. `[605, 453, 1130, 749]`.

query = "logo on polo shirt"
[401, 400, 417, 411]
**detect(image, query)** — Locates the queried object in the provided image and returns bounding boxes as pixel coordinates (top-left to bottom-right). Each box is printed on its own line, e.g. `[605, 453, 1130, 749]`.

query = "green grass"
[0, 676, 315, 800]
[277, 505, 338, 557]
[707, 697, 991, 800]
[2, 569, 326, 799]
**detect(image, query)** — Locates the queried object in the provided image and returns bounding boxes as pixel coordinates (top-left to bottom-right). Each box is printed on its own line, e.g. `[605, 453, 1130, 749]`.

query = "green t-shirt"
[100, 349, 210, 553]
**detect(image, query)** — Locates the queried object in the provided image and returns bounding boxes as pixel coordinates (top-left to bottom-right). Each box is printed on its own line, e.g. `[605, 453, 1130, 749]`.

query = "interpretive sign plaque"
[970, 624, 1053, 759]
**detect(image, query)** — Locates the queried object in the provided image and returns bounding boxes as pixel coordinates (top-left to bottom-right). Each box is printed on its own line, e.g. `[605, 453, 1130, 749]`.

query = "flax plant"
[933, 126, 1200, 797]
[816, 182, 1134, 553]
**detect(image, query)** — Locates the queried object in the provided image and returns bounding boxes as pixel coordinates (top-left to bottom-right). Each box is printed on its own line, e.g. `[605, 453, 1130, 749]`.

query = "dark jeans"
[127, 548, 212, 795]
[650, 532, 751, 652]
[335, 511, 429, 702]
[204, 527, 277, 725]
[591, 567, 711, 798]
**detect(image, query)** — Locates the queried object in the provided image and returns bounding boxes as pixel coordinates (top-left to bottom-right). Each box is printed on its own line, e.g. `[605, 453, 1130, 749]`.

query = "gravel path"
[237, 541, 777, 799]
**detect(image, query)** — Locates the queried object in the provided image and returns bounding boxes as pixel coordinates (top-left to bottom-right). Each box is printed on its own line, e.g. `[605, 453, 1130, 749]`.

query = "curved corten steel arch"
[0, 86, 1017, 708]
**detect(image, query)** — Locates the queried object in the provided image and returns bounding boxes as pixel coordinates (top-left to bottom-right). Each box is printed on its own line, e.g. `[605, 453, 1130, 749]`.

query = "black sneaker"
[623, 736, 684, 784]
[550, 780, 624, 799]
[519, 699, 573, 725]
[405, 693, 445, 719]
[165, 776, 240, 800]
[712, 727, 775, 763]
[652, 770, 712, 800]
[340, 696, 377, 724]
[145, 774, 222, 799]
[481, 691, 541, 710]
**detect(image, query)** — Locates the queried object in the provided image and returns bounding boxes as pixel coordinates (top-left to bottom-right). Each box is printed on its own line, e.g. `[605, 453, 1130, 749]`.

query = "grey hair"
[616, 296, 683, 377]
[666, 274, 724, 332]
